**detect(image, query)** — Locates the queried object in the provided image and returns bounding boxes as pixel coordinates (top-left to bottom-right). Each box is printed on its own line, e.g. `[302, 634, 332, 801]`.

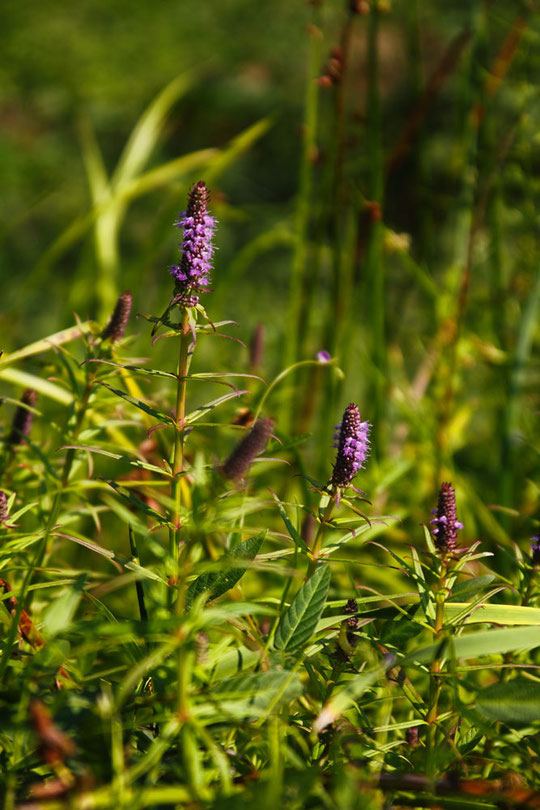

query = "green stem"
[168, 310, 195, 734]
[169, 310, 191, 572]
[426, 559, 449, 774]
[306, 490, 338, 579]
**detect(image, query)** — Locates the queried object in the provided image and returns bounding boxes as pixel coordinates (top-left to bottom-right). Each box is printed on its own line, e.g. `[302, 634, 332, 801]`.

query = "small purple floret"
[531, 536, 540, 565]
[170, 181, 216, 306]
[317, 350, 331, 363]
[330, 403, 370, 488]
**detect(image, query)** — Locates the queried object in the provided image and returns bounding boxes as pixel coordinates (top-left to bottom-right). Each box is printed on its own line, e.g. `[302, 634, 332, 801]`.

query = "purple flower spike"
[170, 181, 216, 307]
[331, 403, 370, 489]
[531, 536, 540, 565]
[432, 482, 462, 553]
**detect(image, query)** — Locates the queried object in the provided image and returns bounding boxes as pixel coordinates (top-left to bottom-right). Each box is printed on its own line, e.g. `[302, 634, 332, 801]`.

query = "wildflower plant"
[1, 175, 540, 810]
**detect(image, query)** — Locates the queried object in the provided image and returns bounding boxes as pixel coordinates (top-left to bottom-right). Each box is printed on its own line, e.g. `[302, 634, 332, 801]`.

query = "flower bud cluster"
[330, 403, 370, 488]
[171, 181, 216, 307]
[431, 482, 463, 552]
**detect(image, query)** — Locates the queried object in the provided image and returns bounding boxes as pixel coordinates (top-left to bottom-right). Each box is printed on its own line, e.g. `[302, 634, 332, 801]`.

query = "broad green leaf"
[274, 565, 331, 651]
[476, 678, 540, 726]
[208, 646, 261, 682]
[187, 532, 265, 608]
[41, 575, 86, 638]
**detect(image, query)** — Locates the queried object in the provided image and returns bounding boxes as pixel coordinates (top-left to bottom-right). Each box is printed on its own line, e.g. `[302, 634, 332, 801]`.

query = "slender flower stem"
[169, 310, 192, 586]
[167, 310, 196, 730]
[426, 558, 449, 774]
[306, 491, 337, 579]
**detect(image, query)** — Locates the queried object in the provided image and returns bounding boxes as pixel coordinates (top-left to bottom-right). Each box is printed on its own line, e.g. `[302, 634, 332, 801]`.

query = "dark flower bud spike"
[430, 482, 463, 554]
[222, 418, 274, 481]
[102, 290, 132, 343]
[8, 389, 37, 445]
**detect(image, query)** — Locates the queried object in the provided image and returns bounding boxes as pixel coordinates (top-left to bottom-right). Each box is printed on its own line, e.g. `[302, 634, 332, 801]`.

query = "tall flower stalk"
[168, 182, 216, 576]
[425, 482, 462, 773]
[308, 403, 370, 577]
[164, 182, 216, 738]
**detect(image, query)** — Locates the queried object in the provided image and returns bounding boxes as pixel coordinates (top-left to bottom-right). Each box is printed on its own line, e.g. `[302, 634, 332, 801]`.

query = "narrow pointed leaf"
[404, 625, 540, 666]
[0, 323, 93, 370]
[97, 381, 174, 423]
[184, 390, 249, 426]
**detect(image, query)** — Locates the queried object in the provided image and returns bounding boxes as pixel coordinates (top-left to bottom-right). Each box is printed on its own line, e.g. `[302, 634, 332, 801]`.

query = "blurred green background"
[1, 0, 539, 547]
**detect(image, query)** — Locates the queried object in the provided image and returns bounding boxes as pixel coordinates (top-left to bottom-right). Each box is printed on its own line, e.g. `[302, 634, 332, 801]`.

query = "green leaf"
[476, 678, 540, 726]
[404, 625, 540, 666]
[313, 661, 389, 733]
[41, 574, 86, 638]
[0, 367, 73, 405]
[271, 492, 308, 552]
[97, 381, 173, 424]
[61, 444, 172, 477]
[448, 575, 496, 601]
[0, 322, 93, 370]
[184, 389, 249, 426]
[113, 71, 197, 188]
[187, 532, 266, 608]
[211, 670, 302, 715]
[103, 479, 168, 524]
[208, 646, 261, 682]
[444, 602, 540, 626]
[274, 565, 331, 651]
